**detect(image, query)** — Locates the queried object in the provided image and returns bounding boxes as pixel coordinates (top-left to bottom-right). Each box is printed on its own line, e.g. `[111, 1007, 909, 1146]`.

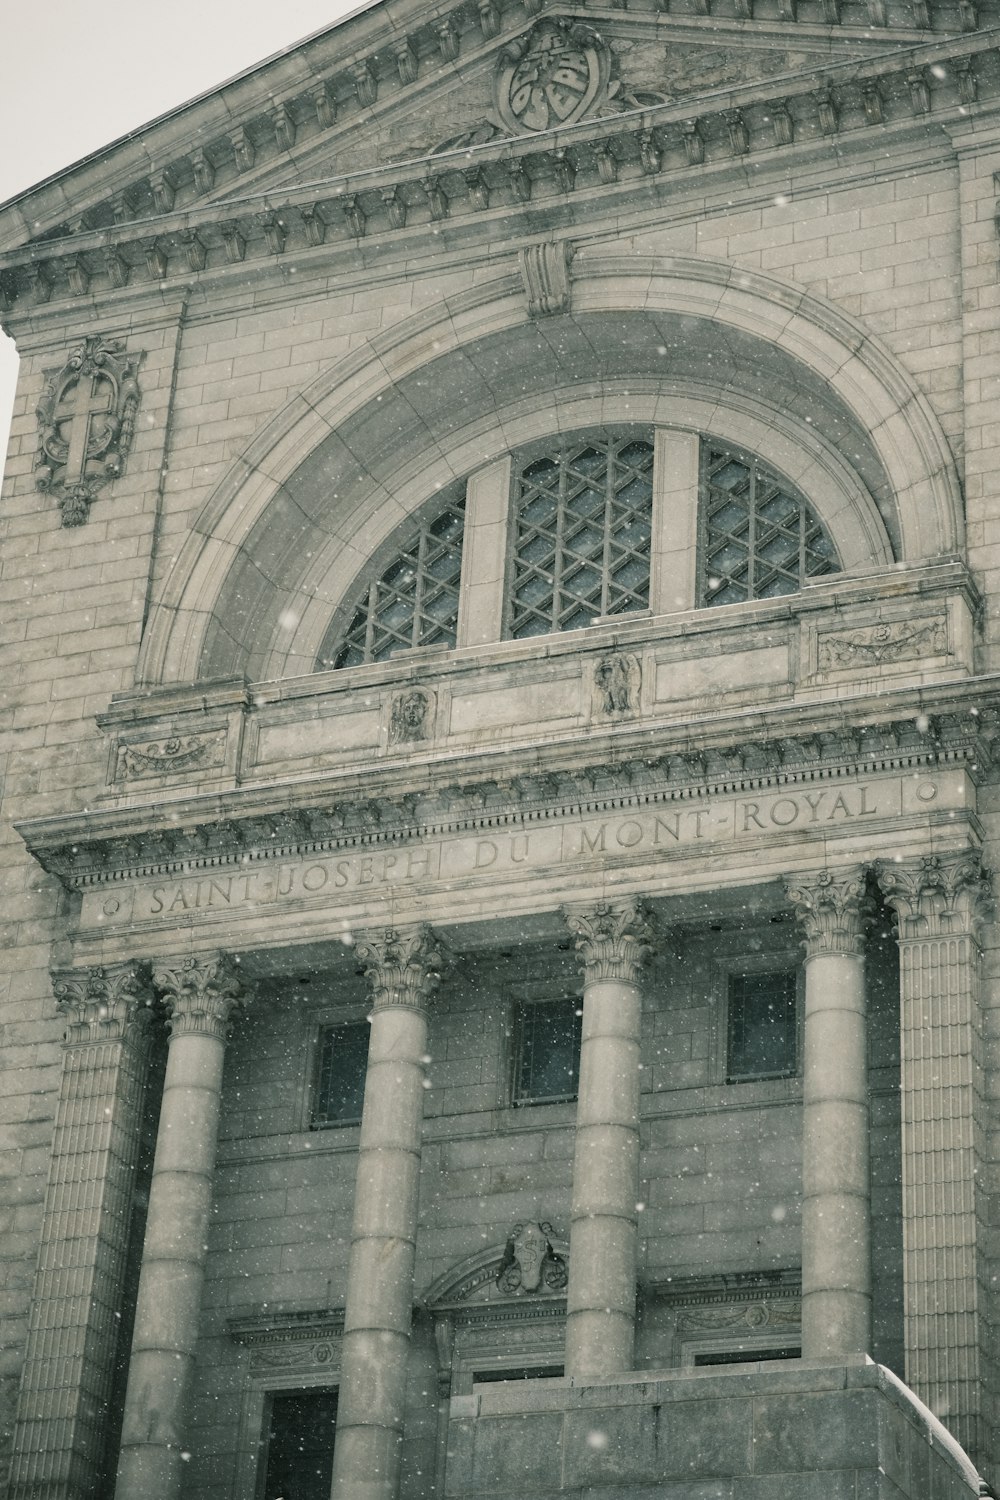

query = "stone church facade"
[1, 2, 1000, 1497]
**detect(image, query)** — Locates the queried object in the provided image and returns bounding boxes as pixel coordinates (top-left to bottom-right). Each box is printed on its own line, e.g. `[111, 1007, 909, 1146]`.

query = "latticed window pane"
[507, 434, 654, 640]
[700, 447, 840, 608]
[325, 497, 465, 669]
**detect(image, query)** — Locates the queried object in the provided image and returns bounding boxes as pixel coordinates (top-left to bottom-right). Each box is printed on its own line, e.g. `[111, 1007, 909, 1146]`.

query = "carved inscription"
[117, 780, 889, 926]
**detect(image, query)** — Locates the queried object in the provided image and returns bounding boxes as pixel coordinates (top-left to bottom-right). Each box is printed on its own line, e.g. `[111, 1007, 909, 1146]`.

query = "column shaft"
[331, 926, 440, 1500]
[563, 901, 650, 1379]
[7, 964, 155, 1500]
[878, 853, 991, 1464]
[115, 955, 242, 1500]
[787, 871, 872, 1359]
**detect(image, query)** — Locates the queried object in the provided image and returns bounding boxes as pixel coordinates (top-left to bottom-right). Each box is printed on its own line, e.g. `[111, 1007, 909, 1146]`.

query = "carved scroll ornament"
[52, 960, 155, 1046]
[785, 868, 871, 957]
[564, 897, 653, 985]
[152, 953, 245, 1040]
[355, 924, 443, 1010]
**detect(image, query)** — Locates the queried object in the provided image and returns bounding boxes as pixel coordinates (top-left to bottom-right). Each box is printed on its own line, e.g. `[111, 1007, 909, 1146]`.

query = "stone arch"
[137, 256, 963, 686]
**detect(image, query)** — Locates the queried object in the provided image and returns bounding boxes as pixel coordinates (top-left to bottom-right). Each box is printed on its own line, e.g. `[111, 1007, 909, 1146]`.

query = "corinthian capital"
[152, 954, 245, 1040]
[875, 851, 992, 939]
[785, 868, 870, 957]
[52, 960, 155, 1047]
[355, 925, 443, 1010]
[563, 898, 653, 985]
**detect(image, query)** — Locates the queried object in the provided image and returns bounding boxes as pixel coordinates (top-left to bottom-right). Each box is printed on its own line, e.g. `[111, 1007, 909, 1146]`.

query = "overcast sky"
[0, 0, 365, 479]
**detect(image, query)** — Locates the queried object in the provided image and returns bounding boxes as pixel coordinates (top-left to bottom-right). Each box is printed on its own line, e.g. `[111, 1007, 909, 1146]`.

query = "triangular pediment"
[0, 0, 979, 256]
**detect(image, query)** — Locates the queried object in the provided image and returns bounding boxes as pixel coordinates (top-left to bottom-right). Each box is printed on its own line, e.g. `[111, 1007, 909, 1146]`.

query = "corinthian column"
[786, 869, 872, 1360]
[876, 852, 991, 1462]
[562, 898, 652, 1378]
[115, 954, 243, 1500]
[330, 925, 442, 1500]
[8, 963, 156, 1500]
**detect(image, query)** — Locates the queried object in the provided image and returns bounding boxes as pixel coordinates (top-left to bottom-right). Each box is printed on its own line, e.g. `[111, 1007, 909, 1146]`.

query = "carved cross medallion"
[35, 335, 141, 525]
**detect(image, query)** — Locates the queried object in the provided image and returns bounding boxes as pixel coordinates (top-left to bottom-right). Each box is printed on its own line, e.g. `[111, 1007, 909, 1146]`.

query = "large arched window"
[506, 434, 655, 639]
[318, 429, 845, 671]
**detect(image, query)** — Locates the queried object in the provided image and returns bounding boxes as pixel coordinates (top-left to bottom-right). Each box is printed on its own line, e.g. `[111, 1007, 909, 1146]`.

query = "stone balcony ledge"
[445, 1358, 991, 1498]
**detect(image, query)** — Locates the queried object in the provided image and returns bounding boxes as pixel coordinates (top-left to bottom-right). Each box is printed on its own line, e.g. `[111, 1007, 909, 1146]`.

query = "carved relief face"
[401, 692, 427, 729]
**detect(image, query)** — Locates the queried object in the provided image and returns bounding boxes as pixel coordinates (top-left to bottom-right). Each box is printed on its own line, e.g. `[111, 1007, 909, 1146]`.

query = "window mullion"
[748, 460, 757, 599]
[601, 440, 614, 617]
[411, 527, 427, 649]
[552, 456, 566, 631]
[364, 580, 377, 661]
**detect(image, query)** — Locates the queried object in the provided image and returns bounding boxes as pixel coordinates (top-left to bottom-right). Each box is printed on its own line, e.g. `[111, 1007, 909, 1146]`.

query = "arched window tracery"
[319, 493, 466, 670]
[506, 434, 655, 639]
[700, 446, 840, 608]
[318, 430, 844, 671]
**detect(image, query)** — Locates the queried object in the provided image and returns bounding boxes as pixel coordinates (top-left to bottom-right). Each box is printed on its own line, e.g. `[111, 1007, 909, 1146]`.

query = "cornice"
[2, 26, 998, 318]
[0, 0, 975, 257]
[644, 1267, 801, 1306]
[228, 1307, 345, 1347]
[17, 679, 1000, 890]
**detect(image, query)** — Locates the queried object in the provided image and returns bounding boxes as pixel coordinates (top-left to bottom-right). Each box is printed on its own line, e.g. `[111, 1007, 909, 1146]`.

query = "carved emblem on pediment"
[817, 618, 947, 672]
[116, 731, 226, 781]
[496, 1222, 568, 1295]
[496, 20, 611, 134]
[389, 688, 434, 745]
[35, 335, 141, 526]
[593, 652, 641, 717]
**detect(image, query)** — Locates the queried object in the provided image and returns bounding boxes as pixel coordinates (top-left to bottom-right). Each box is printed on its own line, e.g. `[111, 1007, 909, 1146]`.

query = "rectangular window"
[262, 1388, 337, 1500]
[512, 998, 582, 1105]
[472, 1364, 565, 1383]
[693, 1346, 799, 1366]
[727, 970, 798, 1082]
[312, 1021, 370, 1127]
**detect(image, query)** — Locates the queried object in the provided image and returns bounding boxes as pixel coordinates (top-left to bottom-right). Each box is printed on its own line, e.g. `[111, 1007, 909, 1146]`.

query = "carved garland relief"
[115, 731, 226, 781]
[816, 618, 948, 671]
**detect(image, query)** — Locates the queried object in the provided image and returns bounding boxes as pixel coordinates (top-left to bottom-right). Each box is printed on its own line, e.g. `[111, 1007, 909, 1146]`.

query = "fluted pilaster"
[876, 852, 992, 1464]
[8, 963, 156, 1500]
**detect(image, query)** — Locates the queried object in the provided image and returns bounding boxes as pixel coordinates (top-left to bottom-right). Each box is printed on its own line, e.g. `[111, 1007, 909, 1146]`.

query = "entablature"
[16, 565, 992, 958]
[2, 26, 998, 317]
